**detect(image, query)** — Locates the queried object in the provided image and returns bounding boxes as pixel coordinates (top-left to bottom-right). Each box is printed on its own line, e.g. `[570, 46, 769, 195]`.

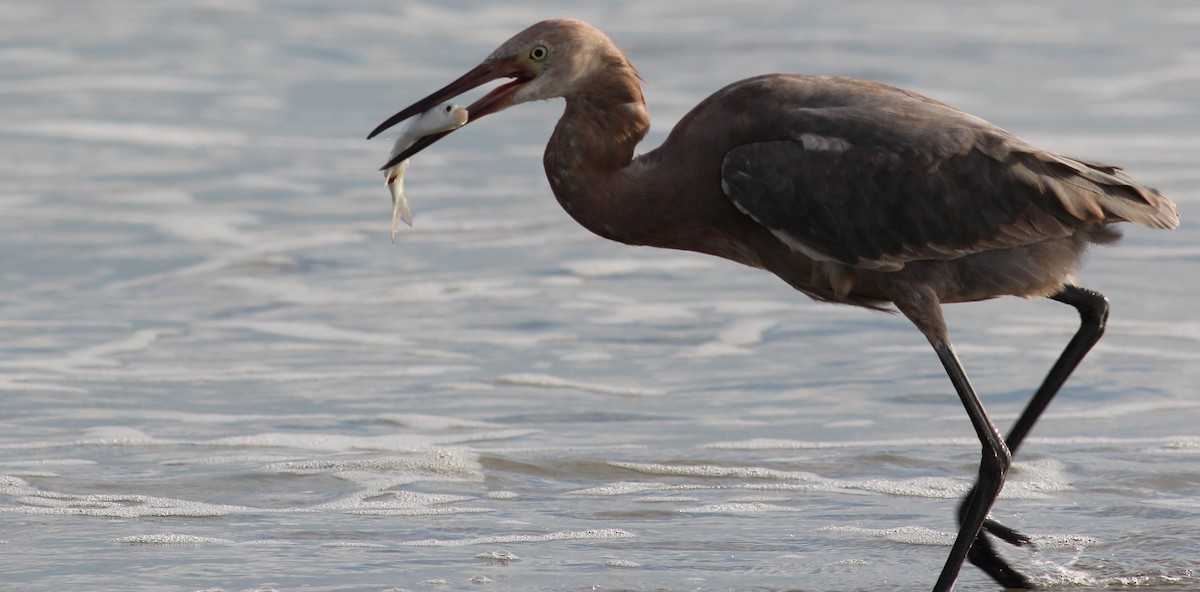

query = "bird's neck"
[543, 67, 650, 243]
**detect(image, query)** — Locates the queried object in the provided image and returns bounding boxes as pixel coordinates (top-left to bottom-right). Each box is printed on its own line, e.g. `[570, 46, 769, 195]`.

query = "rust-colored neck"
[543, 59, 650, 243]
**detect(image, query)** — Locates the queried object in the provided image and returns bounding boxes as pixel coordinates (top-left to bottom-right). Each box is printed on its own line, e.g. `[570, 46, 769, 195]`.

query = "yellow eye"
[529, 44, 549, 61]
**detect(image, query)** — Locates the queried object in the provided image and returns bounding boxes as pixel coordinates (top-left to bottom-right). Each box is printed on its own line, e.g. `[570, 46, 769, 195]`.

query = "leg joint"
[980, 439, 1012, 478]
[1055, 285, 1109, 333]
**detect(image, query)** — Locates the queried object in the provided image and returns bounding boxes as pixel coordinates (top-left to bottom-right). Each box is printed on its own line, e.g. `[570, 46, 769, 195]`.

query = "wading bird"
[368, 19, 1178, 591]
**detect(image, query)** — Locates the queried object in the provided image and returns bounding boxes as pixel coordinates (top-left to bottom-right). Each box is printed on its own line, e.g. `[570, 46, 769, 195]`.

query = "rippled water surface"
[2, 2, 1199, 591]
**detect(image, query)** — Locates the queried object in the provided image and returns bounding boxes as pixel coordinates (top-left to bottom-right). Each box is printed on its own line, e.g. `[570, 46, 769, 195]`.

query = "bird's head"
[368, 19, 619, 169]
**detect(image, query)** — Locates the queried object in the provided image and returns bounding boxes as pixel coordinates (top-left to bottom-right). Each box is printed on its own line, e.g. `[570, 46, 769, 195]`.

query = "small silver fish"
[384, 102, 468, 240]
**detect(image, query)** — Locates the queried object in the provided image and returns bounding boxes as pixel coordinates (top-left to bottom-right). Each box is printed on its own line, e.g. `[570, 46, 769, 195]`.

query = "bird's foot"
[983, 517, 1033, 548]
[968, 531, 1036, 589]
[959, 489, 1037, 589]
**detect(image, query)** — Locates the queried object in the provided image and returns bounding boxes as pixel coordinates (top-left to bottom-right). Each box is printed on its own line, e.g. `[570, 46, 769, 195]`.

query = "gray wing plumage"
[717, 78, 1178, 271]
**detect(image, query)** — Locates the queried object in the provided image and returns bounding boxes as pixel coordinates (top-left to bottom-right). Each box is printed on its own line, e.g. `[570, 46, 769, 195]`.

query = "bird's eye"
[529, 44, 549, 61]
[443, 105, 453, 113]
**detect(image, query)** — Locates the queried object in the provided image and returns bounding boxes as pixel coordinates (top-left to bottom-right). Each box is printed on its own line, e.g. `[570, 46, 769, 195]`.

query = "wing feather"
[723, 138, 1084, 270]
[696, 76, 1177, 271]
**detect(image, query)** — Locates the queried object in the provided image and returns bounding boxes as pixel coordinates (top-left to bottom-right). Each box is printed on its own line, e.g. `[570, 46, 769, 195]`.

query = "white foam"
[1027, 435, 1200, 449]
[3, 425, 528, 455]
[816, 525, 955, 546]
[0, 458, 97, 468]
[679, 501, 804, 513]
[5, 494, 269, 518]
[568, 481, 700, 496]
[476, 550, 519, 562]
[610, 458, 1068, 501]
[162, 455, 298, 467]
[636, 496, 701, 503]
[314, 489, 475, 512]
[3, 449, 493, 519]
[997, 458, 1072, 499]
[496, 373, 664, 397]
[400, 528, 634, 547]
[113, 533, 235, 545]
[112, 533, 295, 546]
[610, 462, 823, 481]
[346, 507, 494, 516]
[0, 475, 34, 492]
[1100, 574, 1200, 589]
[267, 450, 484, 478]
[1029, 533, 1103, 550]
[4, 471, 57, 478]
[833, 476, 967, 499]
[70, 426, 164, 446]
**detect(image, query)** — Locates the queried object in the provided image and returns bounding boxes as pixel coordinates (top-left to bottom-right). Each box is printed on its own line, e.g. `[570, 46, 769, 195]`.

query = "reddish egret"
[368, 19, 1179, 591]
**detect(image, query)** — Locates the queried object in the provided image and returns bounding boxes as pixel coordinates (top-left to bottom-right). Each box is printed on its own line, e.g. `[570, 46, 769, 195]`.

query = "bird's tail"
[1036, 153, 1180, 230]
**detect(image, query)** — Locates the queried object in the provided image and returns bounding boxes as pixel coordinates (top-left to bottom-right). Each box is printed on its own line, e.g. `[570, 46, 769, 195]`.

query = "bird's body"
[369, 19, 1178, 591]
[543, 71, 1174, 310]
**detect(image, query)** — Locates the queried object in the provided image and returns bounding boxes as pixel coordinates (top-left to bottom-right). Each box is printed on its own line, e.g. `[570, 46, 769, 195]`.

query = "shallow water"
[2, 1, 1199, 591]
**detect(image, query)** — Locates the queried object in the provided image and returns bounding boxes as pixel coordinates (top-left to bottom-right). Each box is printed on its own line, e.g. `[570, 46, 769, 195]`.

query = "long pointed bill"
[368, 58, 534, 170]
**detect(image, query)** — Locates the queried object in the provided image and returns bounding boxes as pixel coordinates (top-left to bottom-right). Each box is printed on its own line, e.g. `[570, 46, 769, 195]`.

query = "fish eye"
[529, 44, 549, 61]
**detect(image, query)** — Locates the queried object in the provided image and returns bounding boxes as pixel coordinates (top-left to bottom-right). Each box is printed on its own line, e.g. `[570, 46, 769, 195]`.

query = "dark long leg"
[889, 286, 1014, 592]
[929, 339, 1012, 592]
[963, 285, 1110, 588]
[1005, 285, 1109, 452]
